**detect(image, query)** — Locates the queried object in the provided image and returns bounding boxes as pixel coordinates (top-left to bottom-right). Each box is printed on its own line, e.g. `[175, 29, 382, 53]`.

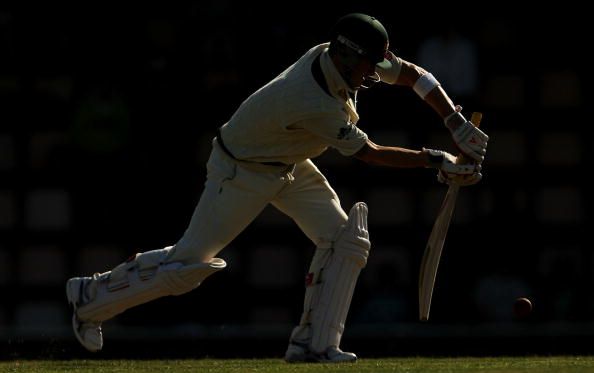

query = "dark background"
[0, 1, 590, 359]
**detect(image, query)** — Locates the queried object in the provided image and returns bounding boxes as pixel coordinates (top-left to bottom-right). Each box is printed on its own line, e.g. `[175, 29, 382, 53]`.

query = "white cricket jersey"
[219, 43, 368, 165]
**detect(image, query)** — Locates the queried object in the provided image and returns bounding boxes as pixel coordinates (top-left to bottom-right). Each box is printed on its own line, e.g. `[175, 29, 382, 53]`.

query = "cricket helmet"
[330, 13, 391, 69]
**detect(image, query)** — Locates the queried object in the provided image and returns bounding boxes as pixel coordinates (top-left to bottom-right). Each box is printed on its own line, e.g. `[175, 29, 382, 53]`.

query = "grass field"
[2, 357, 594, 373]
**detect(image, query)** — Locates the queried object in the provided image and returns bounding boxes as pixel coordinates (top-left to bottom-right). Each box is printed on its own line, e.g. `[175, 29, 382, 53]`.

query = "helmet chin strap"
[342, 66, 379, 91]
[360, 71, 380, 89]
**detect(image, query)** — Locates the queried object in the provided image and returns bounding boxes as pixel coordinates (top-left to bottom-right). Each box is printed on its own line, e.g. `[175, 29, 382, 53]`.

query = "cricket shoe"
[66, 277, 103, 352]
[284, 342, 357, 363]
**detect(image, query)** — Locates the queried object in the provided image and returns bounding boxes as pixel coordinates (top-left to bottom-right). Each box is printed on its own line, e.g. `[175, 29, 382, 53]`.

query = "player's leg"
[65, 247, 226, 352]
[284, 203, 369, 363]
[272, 160, 370, 363]
[67, 142, 280, 351]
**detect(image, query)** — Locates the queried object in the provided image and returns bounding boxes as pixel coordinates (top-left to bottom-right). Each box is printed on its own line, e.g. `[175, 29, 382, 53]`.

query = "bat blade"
[418, 111, 483, 321]
[418, 184, 459, 321]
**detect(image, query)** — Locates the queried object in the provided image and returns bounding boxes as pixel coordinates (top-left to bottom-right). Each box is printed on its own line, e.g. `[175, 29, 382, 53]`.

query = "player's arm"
[354, 139, 481, 185]
[353, 139, 427, 168]
[377, 53, 454, 116]
[394, 60, 456, 118]
[390, 58, 489, 162]
[354, 139, 472, 169]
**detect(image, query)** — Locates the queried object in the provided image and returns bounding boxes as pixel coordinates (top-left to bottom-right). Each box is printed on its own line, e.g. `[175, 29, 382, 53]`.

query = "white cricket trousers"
[167, 139, 348, 264]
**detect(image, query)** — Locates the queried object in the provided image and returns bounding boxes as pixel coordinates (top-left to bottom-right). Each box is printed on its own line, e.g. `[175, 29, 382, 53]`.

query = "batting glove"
[424, 148, 481, 175]
[444, 112, 489, 162]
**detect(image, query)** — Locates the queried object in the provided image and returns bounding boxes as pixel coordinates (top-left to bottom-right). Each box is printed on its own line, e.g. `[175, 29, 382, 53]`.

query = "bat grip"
[470, 112, 482, 128]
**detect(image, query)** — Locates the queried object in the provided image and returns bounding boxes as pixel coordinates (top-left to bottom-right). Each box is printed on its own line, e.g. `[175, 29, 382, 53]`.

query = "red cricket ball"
[513, 297, 533, 319]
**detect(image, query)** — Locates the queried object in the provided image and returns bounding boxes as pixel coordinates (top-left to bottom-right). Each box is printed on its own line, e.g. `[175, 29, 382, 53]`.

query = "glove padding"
[424, 148, 480, 174]
[444, 112, 489, 162]
[424, 148, 482, 186]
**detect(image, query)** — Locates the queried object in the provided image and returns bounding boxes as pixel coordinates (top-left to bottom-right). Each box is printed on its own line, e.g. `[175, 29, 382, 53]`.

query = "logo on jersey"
[337, 123, 355, 140]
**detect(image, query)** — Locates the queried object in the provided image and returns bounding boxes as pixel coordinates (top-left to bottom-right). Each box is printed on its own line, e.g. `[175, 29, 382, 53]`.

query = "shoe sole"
[285, 345, 357, 363]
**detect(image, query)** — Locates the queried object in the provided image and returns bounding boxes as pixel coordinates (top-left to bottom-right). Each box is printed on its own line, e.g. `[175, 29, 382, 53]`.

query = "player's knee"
[154, 261, 223, 296]
[333, 202, 371, 268]
[164, 243, 222, 266]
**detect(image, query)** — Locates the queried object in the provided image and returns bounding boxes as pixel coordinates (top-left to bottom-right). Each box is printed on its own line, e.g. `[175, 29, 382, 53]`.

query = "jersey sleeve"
[376, 51, 403, 85]
[300, 117, 368, 156]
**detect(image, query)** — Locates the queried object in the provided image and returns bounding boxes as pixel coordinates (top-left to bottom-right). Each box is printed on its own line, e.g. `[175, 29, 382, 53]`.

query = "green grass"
[2, 357, 594, 373]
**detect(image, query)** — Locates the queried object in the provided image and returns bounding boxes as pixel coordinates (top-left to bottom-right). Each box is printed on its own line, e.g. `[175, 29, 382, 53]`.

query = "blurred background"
[0, 1, 590, 358]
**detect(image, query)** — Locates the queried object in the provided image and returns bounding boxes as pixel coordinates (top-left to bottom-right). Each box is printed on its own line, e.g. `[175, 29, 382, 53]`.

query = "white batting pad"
[76, 247, 226, 322]
[289, 202, 370, 353]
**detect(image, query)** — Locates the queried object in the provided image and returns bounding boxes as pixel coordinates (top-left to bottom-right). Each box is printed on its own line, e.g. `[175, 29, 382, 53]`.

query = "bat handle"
[470, 112, 482, 128]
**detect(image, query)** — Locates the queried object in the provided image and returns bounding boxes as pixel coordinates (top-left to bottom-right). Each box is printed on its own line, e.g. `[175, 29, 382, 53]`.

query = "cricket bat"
[418, 112, 482, 321]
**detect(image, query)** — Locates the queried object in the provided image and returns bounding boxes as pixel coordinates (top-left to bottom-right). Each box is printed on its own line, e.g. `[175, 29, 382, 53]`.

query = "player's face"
[347, 58, 377, 90]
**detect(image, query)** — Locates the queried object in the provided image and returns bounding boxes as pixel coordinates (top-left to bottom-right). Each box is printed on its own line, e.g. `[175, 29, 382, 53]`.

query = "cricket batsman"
[66, 13, 488, 362]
